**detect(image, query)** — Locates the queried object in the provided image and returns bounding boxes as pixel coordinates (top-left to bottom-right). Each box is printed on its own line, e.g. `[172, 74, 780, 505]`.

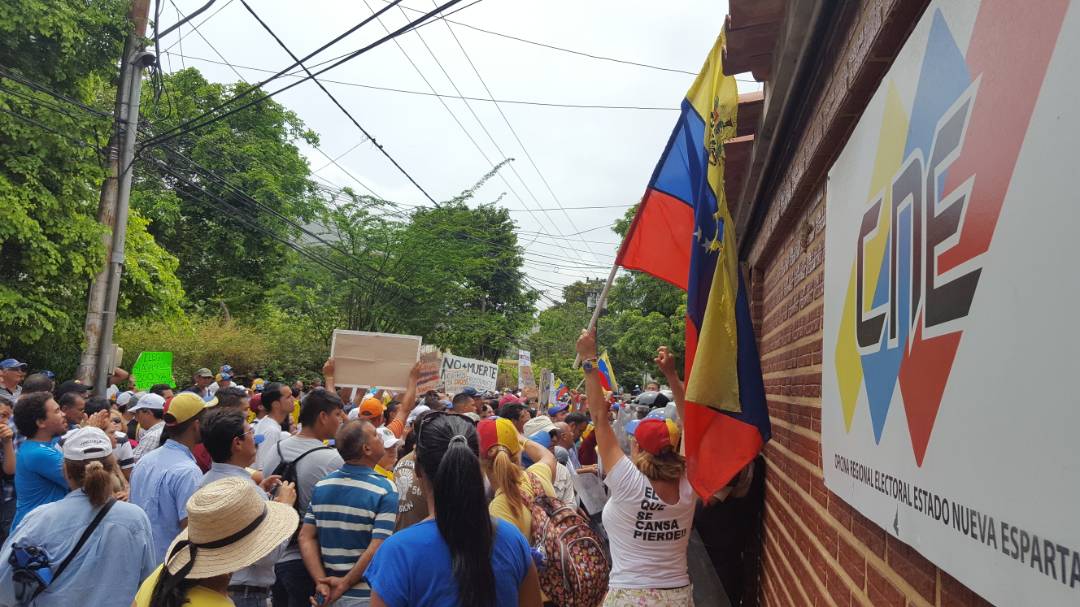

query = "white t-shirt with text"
[601, 456, 696, 589]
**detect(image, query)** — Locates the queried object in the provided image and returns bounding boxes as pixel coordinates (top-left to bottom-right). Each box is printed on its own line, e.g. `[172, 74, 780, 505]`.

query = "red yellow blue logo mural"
[833, 3, 1066, 466]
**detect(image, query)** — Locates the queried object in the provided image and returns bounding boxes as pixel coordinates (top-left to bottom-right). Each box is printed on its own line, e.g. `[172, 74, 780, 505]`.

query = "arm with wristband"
[576, 329, 623, 471]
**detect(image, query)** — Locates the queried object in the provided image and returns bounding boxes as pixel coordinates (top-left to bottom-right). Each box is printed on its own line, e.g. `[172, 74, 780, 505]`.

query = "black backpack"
[271, 440, 331, 540]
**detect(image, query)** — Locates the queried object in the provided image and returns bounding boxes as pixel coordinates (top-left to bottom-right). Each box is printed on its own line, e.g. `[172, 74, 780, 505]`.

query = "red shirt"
[578, 431, 598, 466]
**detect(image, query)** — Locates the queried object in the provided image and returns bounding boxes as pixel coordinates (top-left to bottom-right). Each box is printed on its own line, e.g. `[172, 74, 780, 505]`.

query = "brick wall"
[743, 1, 997, 606]
[751, 189, 994, 607]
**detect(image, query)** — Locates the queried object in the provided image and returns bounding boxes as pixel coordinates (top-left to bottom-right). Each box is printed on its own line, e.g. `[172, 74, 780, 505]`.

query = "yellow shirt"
[133, 565, 233, 607]
[488, 462, 556, 538]
[375, 464, 394, 481]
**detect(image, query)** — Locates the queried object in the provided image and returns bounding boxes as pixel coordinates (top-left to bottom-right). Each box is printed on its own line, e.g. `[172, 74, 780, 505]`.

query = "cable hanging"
[237, 0, 439, 205]
[140, 0, 458, 150]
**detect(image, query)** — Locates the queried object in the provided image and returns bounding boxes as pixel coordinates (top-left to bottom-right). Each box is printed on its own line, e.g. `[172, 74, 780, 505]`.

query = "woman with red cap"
[576, 329, 697, 606]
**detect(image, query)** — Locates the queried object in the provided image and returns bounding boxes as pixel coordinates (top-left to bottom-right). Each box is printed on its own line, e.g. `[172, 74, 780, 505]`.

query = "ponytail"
[416, 414, 496, 607]
[64, 456, 116, 507]
[148, 561, 199, 607]
[488, 448, 526, 517]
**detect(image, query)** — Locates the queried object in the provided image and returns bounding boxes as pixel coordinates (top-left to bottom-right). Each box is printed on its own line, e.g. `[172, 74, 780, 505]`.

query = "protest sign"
[517, 350, 534, 390]
[416, 346, 442, 394]
[330, 330, 421, 390]
[441, 369, 469, 395]
[131, 352, 174, 391]
[440, 354, 498, 393]
[571, 470, 608, 515]
[539, 369, 553, 406]
[518, 350, 537, 398]
[107, 345, 123, 375]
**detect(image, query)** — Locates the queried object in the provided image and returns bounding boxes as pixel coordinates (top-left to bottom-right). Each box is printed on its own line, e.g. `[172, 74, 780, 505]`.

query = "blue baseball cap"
[625, 418, 641, 437]
[220, 373, 233, 381]
[460, 387, 479, 397]
[522, 430, 554, 467]
[547, 402, 569, 416]
[0, 359, 27, 371]
[528, 430, 553, 449]
[646, 408, 668, 420]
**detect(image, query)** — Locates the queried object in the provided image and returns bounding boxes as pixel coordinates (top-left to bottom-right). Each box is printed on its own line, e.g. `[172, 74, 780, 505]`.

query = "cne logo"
[831, 7, 1047, 466]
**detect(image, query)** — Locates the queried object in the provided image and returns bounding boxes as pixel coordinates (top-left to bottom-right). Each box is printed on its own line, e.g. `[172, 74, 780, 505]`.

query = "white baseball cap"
[62, 427, 113, 461]
[376, 426, 403, 449]
[129, 392, 166, 412]
[406, 404, 431, 425]
[116, 391, 135, 408]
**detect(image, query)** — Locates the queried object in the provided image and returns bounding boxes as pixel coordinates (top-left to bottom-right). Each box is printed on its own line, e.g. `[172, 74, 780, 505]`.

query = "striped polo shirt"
[304, 463, 399, 600]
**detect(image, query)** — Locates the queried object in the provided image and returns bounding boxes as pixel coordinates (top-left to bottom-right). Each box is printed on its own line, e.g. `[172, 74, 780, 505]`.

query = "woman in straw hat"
[133, 476, 298, 607]
[0, 426, 153, 607]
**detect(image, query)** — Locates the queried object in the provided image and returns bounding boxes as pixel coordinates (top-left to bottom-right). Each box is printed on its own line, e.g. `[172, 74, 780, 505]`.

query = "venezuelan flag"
[554, 377, 569, 401]
[597, 351, 619, 393]
[614, 33, 770, 497]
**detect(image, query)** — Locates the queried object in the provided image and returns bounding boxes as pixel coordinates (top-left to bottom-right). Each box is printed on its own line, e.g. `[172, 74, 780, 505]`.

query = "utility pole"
[76, 0, 154, 394]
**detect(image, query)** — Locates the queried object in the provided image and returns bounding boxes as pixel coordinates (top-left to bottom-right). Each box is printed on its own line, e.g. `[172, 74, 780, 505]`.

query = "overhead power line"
[382, 0, 759, 82]
[140, 0, 458, 150]
[160, 0, 236, 55]
[236, 0, 438, 204]
[426, 1, 605, 268]
[354, 0, 587, 264]
[162, 51, 680, 111]
[2, 71, 610, 286]
[159, 4, 383, 200]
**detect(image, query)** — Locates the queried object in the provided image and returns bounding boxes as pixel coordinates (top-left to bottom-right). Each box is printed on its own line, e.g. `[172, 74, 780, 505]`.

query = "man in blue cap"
[450, 387, 480, 420]
[547, 401, 570, 423]
[0, 359, 27, 401]
[207, 364, 233, 398]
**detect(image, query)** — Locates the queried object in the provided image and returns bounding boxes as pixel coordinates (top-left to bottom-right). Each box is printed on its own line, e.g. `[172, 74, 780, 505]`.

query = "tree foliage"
[134, 68, 321, 314]
[0, 3, 543, 382]
[524, 203, 687, 390]
[272, 164, 537, 362]
[0, 0, 182, 376]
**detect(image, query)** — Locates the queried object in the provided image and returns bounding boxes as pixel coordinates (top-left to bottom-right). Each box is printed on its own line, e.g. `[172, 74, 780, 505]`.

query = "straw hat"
[163, 477, 297, 578]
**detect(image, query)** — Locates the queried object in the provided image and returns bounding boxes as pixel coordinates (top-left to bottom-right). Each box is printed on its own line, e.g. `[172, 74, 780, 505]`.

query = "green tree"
[134, 68, 321, 314]
[268, 164, 538, 364]
[522, 203, 688, 390]
[0, 0, 183, 376]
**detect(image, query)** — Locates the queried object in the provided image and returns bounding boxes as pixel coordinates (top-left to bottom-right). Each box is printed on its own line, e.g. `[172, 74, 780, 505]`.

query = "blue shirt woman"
[367, 518, 532, 607]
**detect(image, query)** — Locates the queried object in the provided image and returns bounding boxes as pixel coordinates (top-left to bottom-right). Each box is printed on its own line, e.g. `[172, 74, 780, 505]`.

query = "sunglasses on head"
[414, 409, 476, 441]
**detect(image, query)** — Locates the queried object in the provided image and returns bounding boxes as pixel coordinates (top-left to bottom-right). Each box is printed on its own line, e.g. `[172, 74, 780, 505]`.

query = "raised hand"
[655, 346, 677, 377]
[575, 329, 597, 360]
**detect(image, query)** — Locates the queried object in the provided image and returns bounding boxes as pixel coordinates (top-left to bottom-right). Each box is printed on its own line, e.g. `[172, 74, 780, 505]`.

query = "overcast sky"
[157, 0, 758, 307]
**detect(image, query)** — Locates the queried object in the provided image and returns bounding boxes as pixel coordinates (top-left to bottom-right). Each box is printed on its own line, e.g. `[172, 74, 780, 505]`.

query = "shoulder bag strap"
[291, 445, 332, 467]
[34, 499, 116, 599]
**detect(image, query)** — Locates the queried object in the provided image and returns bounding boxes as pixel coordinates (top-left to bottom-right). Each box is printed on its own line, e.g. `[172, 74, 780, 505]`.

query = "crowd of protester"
[0, 332, 752, 606]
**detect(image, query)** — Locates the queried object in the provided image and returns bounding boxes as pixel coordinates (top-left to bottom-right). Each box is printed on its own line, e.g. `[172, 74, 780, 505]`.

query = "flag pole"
[574, 261, 620, 368]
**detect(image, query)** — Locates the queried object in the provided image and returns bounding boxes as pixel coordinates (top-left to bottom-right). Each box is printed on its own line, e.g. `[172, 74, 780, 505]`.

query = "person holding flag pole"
[573, 31, 770, 501]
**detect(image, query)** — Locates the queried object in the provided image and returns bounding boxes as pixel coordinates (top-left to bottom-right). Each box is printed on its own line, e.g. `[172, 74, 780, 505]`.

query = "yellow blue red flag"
[597, 351, 619, 393]
[614, 33, 770, 497]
